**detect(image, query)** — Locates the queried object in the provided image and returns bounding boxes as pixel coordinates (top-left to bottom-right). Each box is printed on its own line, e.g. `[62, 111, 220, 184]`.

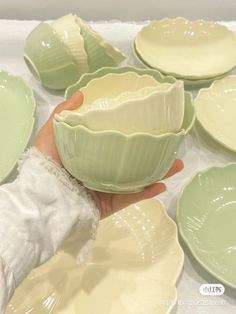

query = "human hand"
[89, 159, 183, 219]
[35, 91, 84, 165]
[35, 92, 184, 219]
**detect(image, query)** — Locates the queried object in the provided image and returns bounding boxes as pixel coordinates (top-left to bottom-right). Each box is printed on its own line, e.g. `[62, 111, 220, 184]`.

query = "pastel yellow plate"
[7, 199, 184, 314]
[135, 17, 236, 80]
[0, 71, 35, 184]
[195, 75, 236, 152]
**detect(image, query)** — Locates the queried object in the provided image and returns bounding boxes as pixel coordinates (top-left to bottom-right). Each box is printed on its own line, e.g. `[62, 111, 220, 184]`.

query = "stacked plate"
[24, 14, 125, 90]
[54, 66, 195, 193]
[134, 17, 236, 86]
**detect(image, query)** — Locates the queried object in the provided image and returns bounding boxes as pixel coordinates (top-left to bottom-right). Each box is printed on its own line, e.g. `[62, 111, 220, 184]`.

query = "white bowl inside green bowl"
[55, 67, 195, 193]
[54, 91, 194, 193]
[56, 80, 184, 135]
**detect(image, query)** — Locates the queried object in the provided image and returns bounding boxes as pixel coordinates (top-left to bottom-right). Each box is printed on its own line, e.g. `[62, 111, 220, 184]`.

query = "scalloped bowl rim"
[57, 80, 182, 120]
[65, 66, 177, 99]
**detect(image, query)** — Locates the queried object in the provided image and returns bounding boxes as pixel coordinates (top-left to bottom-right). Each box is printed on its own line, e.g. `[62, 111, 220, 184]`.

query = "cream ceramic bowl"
[56, 80, 184, 135]
[135, 17, 236, 80]
[54, 67, 195, 193]
[24, 15, 125, 90]
[195, 75, 236, 152]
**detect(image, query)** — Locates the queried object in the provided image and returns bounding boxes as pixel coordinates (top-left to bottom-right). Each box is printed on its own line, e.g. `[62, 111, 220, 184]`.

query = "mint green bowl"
[177, 164, 236, 289]
[55, 67, 195, 193]
[24, 22, 80, 90]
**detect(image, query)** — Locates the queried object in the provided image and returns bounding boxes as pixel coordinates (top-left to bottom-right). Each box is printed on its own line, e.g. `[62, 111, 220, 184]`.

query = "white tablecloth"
[0, 19, 236, 313]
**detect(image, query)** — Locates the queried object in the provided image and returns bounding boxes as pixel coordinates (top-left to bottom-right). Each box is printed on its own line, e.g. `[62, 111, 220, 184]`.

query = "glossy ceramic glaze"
[135, 17, 236, 79]
[7, 199, 184, 314]
[0, 71, 35, 183]
[54, 92, 194, 193]
[65, 66, 177, 99]
[24, 22, 80, 90]
[75, 71, 160, 105]
[76, 16, 125, 72]
[56, 80, 184, 135]
[195, 75, 236, 152]
[80, 85, 171, 112]
[177, 164, 236, 289]
[51, 14, 89, 75]
[24, 17, 125, 90]
[133, 43, 227, 87]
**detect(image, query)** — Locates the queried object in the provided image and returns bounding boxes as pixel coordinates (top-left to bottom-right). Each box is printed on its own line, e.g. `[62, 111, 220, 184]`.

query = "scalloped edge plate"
[195, 75, 236, 152]
[177, 163, 236, 289]
[0, 71, 35, 184]
[135, 17, 236, 80]
[7, 198, 184, 314]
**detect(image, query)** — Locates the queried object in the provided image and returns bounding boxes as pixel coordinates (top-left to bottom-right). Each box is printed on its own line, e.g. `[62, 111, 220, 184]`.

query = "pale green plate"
[0, 71, 36, 183]
[177, 164, 236, 289]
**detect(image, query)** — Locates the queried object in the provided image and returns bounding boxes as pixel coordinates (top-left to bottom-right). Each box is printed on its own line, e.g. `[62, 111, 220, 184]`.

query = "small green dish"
[24, 22, 80, 90]
[177, 164, 236, 289]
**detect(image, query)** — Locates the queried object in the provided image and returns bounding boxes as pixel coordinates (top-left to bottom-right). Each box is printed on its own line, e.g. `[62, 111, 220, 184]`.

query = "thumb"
[53, 91, 84, 116]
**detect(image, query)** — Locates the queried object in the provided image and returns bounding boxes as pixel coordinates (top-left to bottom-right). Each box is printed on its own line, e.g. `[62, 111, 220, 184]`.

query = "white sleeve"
[0, 147, 100, 314]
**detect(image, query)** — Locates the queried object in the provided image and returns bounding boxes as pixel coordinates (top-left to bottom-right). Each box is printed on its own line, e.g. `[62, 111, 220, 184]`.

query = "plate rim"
[134, 17, 236, 80]
[0, 71, 36, 184]
[195, 75, 236, 153]
[176, 163, 236, 289]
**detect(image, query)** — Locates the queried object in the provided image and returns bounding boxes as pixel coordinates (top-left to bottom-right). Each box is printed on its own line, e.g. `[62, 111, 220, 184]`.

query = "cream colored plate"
[135, 17, 236, 79]
[195, 75, 236, 152]
[7, 199, 184, 314]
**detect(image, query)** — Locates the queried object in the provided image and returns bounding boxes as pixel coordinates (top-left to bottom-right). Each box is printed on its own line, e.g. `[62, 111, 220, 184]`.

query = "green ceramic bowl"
[24, 22, 80, 90]
[55, 67, 195, 193]
[177, 164, 236, 289]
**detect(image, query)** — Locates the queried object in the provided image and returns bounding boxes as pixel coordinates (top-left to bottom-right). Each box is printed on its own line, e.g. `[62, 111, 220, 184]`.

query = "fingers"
[54, 91, 84, 115]
[164, 159, 184, 179]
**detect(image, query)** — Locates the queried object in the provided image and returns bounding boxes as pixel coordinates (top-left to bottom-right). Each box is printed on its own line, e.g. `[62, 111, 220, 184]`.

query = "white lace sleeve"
[0, 147, 100, 314]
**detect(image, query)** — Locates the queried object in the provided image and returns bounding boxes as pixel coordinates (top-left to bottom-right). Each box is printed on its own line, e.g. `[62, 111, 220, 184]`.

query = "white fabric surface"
[0, 147, 100, 314]
[0, 19, 235, 313]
